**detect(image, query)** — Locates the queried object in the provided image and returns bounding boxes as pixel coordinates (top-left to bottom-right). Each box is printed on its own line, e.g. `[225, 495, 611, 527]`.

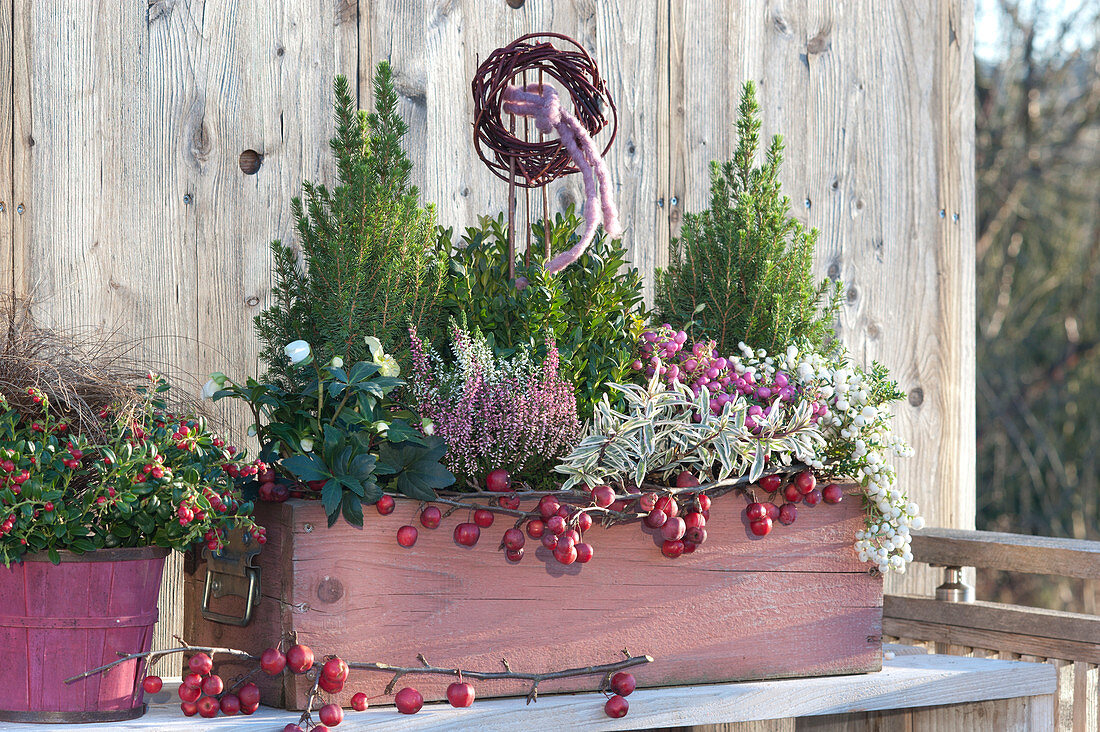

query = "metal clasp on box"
[201, 527, 262, 627]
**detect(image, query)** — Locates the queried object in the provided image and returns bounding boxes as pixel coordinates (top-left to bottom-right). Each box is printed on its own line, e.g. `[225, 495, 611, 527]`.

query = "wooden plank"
[909, 528, 1100, 579]
[0, 654, 1055, 731]
[800, 695, 1056, 732]
[1072, 662, 1098, 732]
[884, 595, 1100, 658]
[668, 0, 976, 602]
[1054, 658, 1074, 732]
[883, 617, 1100, 665]
[9, 0, 29, 296]
[0, 0, 11, 293]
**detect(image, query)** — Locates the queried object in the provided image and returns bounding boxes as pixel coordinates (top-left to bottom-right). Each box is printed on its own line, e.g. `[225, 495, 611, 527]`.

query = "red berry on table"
[639, 493, 658, 512]
[180, 700, 198, 716]
[576, 512, 593, 532]
[282, 725, 305, 732]
[783, 484, 802, 503]
[499, 493, 521, 510]
[547, 515, 567, 535]
[765, 502, 780, 521]
[182, 672, 203, 689]
[397, 525, 418, 547]
[526, 519, 545, 538]
[196, 694, 220, 718]
[822, 483, 844, 504]
[318, 703, 343, 727]
[605, 694, 629, 718]
[759, 474, 782, 493]
[540, 532, 558, 550]
[644, 509, 668, 528]
[238, 683, 261, 708]
[556, 504, 574, 519]
[286, 644, 314, 674]
[592, 485, 615, 507]
[241, 701, 260, 715]
[795, 470, 816, 495]
[420, 505, 442, 529]
[538, 495, 560, 519]
[661, 516, 686, 541]
[446, 681, 476, 707]
[675, 471, 700, 488]
[778, 502, 798, 525]
[473, 508, 495, 528]
[804, 488, 823, 507]
[745, 502, 767, 521]
[200, 674, 223, 696]
[486, 468, 512, 492]
[322, 657, 349, 683]
[502, 527, 525, 550]
[655, 495, 679, 518]
[684, 511, 706, 529]
[141, 675, 163, 694]
[260, 647, 287, 675]
[376, 494, 396, 515]
[696, 494, 712, 512]
[662, 539, 685, 558]
[684, 526, 707, 544]
[610, 672, 636, 696]
[220, 693, 241, 716]
[454, 522, 481, 546]
[554, 544, 578, 564]
[506, 547, 525, 562]
[556, 533, 576, 552]
[395, 687, 424, 714]
[750, 517, 773, 536]
[319, 674, 345, 694]
[575, 542, 594, 563]
[351, 692, 369, 711]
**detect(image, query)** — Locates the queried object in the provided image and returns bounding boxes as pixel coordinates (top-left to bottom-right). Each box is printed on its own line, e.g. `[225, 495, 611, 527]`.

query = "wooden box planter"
[183, 488, 882, 709]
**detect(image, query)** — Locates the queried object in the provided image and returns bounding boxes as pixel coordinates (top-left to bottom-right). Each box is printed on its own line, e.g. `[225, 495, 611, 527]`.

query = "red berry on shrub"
[750, 517, 773, 536]
[182, 673, 203, 689]
[286, 644, 314, 674]
[473, 508, 495, 528]
[661, 516, 686, 541]
[655, 495, 679, 518]
[675, 471, 700, 487]
[201, 674, 223, 696]
[592, 485, 615, 507]
[506, 547, 524, 562]
[822, 483, 844, 504]
[499, 493, 521, 510]
[322, 657, 349, 683]
[318, 703, 343, 727]
[547, 515, 566, 535]
[395, 687, 424, 714]
[804, 488, 823, 507]
[454, 522, 480, 547]
[576, 542, 594, 563]
[189, 652, 213, 676]
[605, 694, 629, 718]
[644, 509, 668, 528]
[351, 692, 369, 711]
[538, 495, 560, 519]
[420, 505, 442, 529]
[238, 683, 261, 708]
[795, 471, 816, 495]
[685, 526, 707, 544]
[783, 484, 802, 503]
[697, 494, 712, 512]
[554, 544, 578, 564]
[684, 511, 706, 529]
[260, 647, 286, 675]
[319, 674, 345, 694]
[196, 695, 220, 718]
[220, 694, 241, 716]
[610, 672, 636, 696]
[662, 539, 685, 558]
[503, 527, 525, 550]
[639, 493, 658, 512]
[526, 519, 545, 538]
[576, 512, 593, 532]
[540, 532, 558, 550]
[240, 701, 259, 715]
[397, 525, 418, 547]
[142, 675, 163, 694]
[446, 681, 476, 707]
[759, 474, 782, 493]
[745, 502, 767, 521]
[180, 700, 198, 716]
[376, 494, 395, 515]
[486, 468, 511, 492]
[765, 502, 780, 521]
[778, 502, 798, 525]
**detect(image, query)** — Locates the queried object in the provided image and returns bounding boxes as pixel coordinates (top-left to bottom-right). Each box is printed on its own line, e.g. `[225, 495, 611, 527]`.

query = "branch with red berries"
[65, 639, 653, 729]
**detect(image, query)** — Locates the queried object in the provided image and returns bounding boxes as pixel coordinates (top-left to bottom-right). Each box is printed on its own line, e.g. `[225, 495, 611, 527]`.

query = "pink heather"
[408, 326, 581, 482]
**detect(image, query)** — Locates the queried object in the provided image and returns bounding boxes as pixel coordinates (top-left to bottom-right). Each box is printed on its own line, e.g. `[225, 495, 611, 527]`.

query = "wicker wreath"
[471, 32, 618, 188]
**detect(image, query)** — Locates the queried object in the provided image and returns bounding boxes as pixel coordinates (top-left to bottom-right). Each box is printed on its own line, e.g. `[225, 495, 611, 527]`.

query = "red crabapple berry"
[322, 657, 349, 683]
[220, 694, 241, 716]
[765, 502, 780, 521]
[502, 527, 525, 550]
[745, 502, 767, 521]
[473, 508, 495, 528]
[196, 695, 220, 718]
[759, 474, 783, 493]
[822, 483, 844, 504]
[655, 495, 679, 518]
[639, 493, 659, 512]
[661, 516, 686, 541]
[592, 485, 615, 507]
[142, 676, 163, 694]
[182, 673, 203, 689]
[446, 681, 476, 707]
[778, 503, 798, 525]
[260, 647, 286, 675]
[547, 515, 567, 535]
[200, 674, 223, 696]
[395, 687, 424, 714]
[286, 644, 314, 674]
[454, 522, 481, 547]
[420, 505, 442, 529]
[538, 495, 561, 519]
[685, 512, 707, 530]
[238, 683, 261, 708]
[397, 525, 418, 547]
[610, 672, 636, 696]
[506, 547, 525, 562]
[178, 683, 201, 703]
[486, 468, 511, 492]
[189, 652, 213, 675]
[662, 539, 685, 558]
[376, 494, 396, 515]
[804, 488, 823, 507]
[696, 494, 712, 512]
[499, 493, 521, 510]
[554, 544, 578, 564]
[180, 700, 198, 716]
[576, 512, 593, 532]
[795, 471, 816, 495]
[318, 703, 343, 727]
[783, 484, 802, 503]
[675, 471, 700, 488]
[644, 509, 668, 529]
[575, 543, 594, 563]
[351, 692, 369, 711]
[605, 694, 629, 718]
[541, 532, 558, 550]
[526, 519, 545, 538]
[750, 517, 773, 536]
[684, 526, 707, 544]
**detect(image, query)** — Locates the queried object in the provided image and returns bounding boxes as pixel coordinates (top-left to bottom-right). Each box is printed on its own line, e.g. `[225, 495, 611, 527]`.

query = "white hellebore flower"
[285, 340, 312, 365]
[201, 379, 220, 400]
[365, 335, 401, 377]
[299, 437, 314, 453]
[421, 417, 436, 436]
[330, 356, 344, 369]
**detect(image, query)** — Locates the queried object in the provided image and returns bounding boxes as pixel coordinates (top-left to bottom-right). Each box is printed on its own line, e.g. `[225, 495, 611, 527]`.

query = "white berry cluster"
[731, 342, 922, 573]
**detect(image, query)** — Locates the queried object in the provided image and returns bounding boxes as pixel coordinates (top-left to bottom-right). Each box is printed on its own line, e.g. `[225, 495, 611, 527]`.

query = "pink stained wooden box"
[183, 488, 882, 709]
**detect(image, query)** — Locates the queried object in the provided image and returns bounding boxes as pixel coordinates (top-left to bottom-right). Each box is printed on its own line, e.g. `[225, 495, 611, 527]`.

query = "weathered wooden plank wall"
[1, 0, 974, 678]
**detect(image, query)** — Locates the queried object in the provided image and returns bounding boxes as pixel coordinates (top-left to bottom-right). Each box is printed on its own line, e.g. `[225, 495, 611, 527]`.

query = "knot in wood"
[316, 576, 344, 604]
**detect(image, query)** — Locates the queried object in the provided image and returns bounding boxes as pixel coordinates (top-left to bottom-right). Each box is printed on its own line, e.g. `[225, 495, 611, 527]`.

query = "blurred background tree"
[976, 0, 1100, 610]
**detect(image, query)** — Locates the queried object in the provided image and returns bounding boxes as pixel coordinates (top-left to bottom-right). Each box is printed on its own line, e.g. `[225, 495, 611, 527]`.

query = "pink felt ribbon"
[502, 83, 622, 274]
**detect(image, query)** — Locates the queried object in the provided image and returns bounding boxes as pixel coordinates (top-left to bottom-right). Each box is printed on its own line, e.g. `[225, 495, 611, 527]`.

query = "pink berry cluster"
[632, 325, 830, 427]
[743, 471, 844, 536]
[157, 652, 262, 719]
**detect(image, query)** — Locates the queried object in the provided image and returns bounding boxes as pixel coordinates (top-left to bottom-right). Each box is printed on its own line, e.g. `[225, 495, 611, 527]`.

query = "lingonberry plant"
[0, 378, 260, 567]
[67, 640, 652, 725]
[211, 338, 454, 527]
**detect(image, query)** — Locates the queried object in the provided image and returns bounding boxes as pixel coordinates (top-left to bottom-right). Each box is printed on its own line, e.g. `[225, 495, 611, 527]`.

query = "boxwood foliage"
[436, 208, 647, 421]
